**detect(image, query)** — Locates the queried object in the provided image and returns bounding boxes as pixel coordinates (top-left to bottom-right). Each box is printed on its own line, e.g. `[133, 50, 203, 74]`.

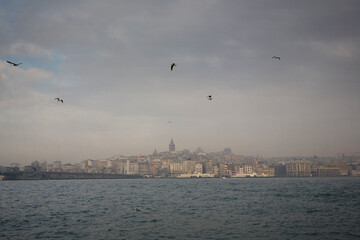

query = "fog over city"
[0, 1, 359, 165]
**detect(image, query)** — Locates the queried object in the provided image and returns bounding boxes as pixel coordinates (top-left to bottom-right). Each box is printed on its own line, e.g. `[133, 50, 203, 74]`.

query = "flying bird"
[207, 95, 213, 101]
[171, 63, 176, 71]
[168, 121, 172, 124]
[6, 61, 23, 66]
[54, 98, 63, 103]
[272, 56, 281, 60]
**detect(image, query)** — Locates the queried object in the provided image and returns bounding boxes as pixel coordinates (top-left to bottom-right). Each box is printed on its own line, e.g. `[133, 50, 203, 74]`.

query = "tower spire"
[169, 138, 175, 152]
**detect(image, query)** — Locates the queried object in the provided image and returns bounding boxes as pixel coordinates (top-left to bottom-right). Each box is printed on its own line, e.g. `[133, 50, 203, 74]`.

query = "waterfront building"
[170, 162, 184, 176]
[313, 166, 340, 177]
[218, 163, 230, 176]
[31, 161, 41, 173]
[62, 164, 79, 173]
[161, 160, 171, 171]
[139, 163, 150, 175]
[195, 163, 203, 174]
[149, 164, 159, 175]
[235, 166, 244, 175]
[183, 161, 196, 174]
[24, 166, 36, 173]
[227, 165, 233, 176]
[204, 161, 213, 174]
[213, 165, 219, 176]
[242, 164, 253, 174]
[350, 163, 360, 176]
[255, 166, 275, 177]
[106, 160, 113, 169]
[286, 161, 311, 177]
[273, 164, 286, 177]
[126, 160, 139, 174]
[53, 161, 62, 171]
[40, 161, 47, 172]
[111, 160, 125, 174]
[310, 161, 348, 177]
[80, 160, 87, 170]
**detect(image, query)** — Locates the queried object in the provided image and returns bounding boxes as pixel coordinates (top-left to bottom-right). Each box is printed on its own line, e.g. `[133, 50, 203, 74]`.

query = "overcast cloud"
[0, 0, 359, 165]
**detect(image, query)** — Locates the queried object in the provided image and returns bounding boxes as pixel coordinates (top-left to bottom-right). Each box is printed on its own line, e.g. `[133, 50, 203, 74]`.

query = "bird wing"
[7, 61, 15, 65]
[61, 100, 63, 103]
[54, 98, 59, 100]
[17, 63, 23, 65]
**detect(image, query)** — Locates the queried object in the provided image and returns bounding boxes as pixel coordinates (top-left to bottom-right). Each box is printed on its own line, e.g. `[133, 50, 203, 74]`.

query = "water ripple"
[0, 178, 359, 239]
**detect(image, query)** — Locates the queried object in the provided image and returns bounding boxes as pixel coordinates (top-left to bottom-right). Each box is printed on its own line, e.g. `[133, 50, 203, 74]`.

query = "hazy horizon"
[1, 1, 359, 165]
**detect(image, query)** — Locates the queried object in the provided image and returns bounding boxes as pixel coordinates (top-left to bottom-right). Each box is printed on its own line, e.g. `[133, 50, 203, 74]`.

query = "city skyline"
[1, 1, 360, 165]
[2, 137, 359, 168]
[2, 136, 358, 180]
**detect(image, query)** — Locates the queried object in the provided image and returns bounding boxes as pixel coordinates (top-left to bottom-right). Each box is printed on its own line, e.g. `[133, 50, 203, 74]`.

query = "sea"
[1, 178, 359, 240]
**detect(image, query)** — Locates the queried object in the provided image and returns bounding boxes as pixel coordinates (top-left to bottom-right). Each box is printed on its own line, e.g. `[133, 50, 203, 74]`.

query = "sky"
[0, 0, 359, 165]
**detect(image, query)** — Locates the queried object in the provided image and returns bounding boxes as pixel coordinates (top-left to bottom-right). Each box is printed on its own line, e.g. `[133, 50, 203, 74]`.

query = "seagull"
[207, 95, 213, 101]
[54, 98, 63, 103]
[171, 63, 176, 71]
[6, 61, 23, 66]
[168, 121, 172, 124]
[272, 56, 281, 60]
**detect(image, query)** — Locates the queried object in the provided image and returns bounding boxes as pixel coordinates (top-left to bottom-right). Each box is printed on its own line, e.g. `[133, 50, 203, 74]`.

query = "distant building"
[62, 164, 78, 173]
[311, 161, 347, 177]
[153, 148, 158, 156]
[204, 161, 213, 174]
[234, 166, 244, 175]
[10, 163, 20, 168]
[53, 161, 62, 171]
[313, 155, 319, 166]
[194, 147, 204, 154]
[286, 161, 311, 177]
[170, 162, 184, 176]
[273, 164, 286, 177]
[139, 163, 150, 175]
[126, 160, 139, 174]
[194, 163, 203, 174]
[242, 164, 253, 174]
[218, 163, 229, 176]
[169, 138, 175, 152]
[149, 164, 159, 176]
[213, 165, 219, 176]
[183, 161, 196, 174]
[40, 161, 47, 172]
[223, 148, 232, 155]
[256, 166, 275, 177]
[31, 161, 41, 172]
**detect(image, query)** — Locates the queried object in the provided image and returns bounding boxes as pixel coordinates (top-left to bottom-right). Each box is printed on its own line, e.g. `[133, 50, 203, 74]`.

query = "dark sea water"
[1, 178, 360, 240]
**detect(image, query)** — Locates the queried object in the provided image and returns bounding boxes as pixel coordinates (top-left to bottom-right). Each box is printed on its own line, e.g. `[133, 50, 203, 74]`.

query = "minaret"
[153, 148, 158, 156]
[169, 138, 175, 152]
